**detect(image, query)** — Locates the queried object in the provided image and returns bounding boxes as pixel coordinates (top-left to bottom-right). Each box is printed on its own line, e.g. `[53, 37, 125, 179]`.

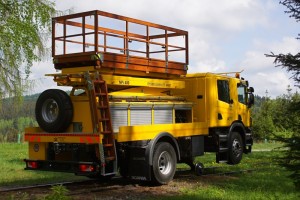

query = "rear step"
[216, 134, 228, 163]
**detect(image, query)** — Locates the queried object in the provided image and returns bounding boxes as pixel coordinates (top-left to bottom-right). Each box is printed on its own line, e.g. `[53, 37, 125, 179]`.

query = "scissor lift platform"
[52, 10, 189, 77]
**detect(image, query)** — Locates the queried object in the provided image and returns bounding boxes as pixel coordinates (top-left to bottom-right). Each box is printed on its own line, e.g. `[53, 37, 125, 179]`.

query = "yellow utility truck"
[24, 10, 254, 184]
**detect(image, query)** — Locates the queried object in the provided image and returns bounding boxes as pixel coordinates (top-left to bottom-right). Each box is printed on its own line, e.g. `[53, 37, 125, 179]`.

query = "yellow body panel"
[47, 71, 185, 89]
[116, 122, 209, 142]
[102, 75, 185, 89]
[70, 95, 93, 133]
[28, 142, 47, 160]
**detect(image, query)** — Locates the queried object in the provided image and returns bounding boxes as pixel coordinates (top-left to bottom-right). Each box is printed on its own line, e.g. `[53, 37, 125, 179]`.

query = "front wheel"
[227, 132, 243, 165]
[152, 142, 177, 185]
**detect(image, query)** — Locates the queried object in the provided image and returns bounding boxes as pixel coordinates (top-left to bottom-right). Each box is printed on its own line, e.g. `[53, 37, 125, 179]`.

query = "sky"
[29, 0, 300, 98]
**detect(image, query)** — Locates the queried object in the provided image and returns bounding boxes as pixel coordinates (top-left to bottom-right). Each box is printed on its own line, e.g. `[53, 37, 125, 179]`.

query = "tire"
[35, 89, 73, 133]
[227, 132, 243, 165]
[152, 142, 177, 185]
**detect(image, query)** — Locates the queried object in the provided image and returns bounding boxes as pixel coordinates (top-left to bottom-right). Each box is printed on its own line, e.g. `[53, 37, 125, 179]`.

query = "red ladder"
[92, 77, 117, 163]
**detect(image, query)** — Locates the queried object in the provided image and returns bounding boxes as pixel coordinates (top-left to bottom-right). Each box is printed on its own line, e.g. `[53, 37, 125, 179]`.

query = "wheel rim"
[158, 151, 172, 175]
[41, 99, 59, 123]
[232, 138, 242, 158]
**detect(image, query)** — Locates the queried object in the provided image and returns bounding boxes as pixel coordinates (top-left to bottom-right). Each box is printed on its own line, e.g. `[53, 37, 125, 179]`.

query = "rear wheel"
[152, 142, 177, 185]
[227, 132, 243, 165]
[35, 89, 73, 133]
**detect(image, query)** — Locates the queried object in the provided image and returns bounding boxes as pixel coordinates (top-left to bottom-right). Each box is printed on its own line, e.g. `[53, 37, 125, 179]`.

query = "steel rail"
[0, 179, 96, 193]
[177, 162, 270, 176]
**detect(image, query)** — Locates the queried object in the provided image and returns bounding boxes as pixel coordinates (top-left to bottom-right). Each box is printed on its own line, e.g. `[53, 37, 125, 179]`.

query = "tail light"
[27, 161, 38, 169]
[79, 164, 95, 172]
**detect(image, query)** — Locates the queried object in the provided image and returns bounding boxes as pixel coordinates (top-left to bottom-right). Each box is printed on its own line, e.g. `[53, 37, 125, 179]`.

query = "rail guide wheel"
[195, 162, 204, 176]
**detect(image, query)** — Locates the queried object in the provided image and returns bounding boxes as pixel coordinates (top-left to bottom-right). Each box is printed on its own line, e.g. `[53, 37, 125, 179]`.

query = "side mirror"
[249, 87, 254, 93]
[245, 81, 249, 87]
[248, 93, 254, 108]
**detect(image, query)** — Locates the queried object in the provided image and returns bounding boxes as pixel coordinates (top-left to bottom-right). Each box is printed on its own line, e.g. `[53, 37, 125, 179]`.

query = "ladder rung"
[219, 147, 228, 152]
[101, 131, 112, 134]
[103, 144, 113, 147]
[105, 156, 115, 161]
[98, 105, 108, 109]
[218, 135, 227, 141]
[94, 80, 105, 83]
[99, 118, 110, 122]
[95, 93, 107, 96]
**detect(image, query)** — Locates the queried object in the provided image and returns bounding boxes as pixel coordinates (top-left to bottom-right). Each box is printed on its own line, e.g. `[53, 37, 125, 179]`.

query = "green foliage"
[0, 0, 55, 100]
[277, 134, 300, 189]
[252, 89, 300, 188]
[275, 93, 300, 188]
[8, 192, 29, 200]
[44, 185, 70, 200]
[252, 97, 276, 140]
[0, 93, 37, 142]
[264, 0, 300, 189]
[252, 90, 300, 140]
[252, 96, 276, 140]
[0, 117, 38, 142]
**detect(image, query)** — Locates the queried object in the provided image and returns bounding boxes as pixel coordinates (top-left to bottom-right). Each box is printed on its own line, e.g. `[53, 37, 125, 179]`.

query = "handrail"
[52, 10, 189, 75]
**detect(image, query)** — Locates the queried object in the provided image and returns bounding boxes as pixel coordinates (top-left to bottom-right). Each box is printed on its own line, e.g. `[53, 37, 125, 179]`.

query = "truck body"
[24, 10, 254, 184]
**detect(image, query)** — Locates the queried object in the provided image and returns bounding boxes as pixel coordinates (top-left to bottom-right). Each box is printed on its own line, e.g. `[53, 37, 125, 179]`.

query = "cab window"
[217, 80, 230, 103]
[237, 84, 246, 104]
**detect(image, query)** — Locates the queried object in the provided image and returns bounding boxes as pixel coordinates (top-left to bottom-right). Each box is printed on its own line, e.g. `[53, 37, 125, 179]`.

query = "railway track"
[177, 162, 270, 176]
[0, 179, 98, 193]
[0, 162, 270, 194]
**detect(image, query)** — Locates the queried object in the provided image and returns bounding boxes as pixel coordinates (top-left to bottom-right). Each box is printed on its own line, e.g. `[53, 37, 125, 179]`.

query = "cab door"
[215, 78, 234, 127]
[236, 83, 250, 126]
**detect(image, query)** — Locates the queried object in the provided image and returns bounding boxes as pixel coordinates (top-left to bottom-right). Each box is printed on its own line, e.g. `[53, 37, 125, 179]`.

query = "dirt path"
[1, 170, 231, 200]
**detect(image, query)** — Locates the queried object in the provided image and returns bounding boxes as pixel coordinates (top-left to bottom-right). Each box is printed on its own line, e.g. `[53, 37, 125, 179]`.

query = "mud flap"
[127, 147, 151, 181]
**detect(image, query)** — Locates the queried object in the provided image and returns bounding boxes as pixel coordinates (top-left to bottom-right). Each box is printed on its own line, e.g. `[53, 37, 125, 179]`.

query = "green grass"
[0, 143, 88, 187]
[252, 141, 284, 151]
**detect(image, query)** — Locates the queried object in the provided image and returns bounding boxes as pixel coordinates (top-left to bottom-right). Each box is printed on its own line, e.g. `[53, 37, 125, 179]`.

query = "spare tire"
[35, 89, 73, 133]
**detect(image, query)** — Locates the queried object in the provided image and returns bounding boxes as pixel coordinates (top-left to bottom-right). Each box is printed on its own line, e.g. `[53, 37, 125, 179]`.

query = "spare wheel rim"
[41, 98, 59, 123]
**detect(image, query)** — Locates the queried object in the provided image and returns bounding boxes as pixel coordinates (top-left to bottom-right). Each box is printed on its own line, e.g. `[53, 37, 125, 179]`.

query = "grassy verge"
[0, 143, 88, 187]
[163, 148, 299, 200]
[252, 141, 284, 151]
